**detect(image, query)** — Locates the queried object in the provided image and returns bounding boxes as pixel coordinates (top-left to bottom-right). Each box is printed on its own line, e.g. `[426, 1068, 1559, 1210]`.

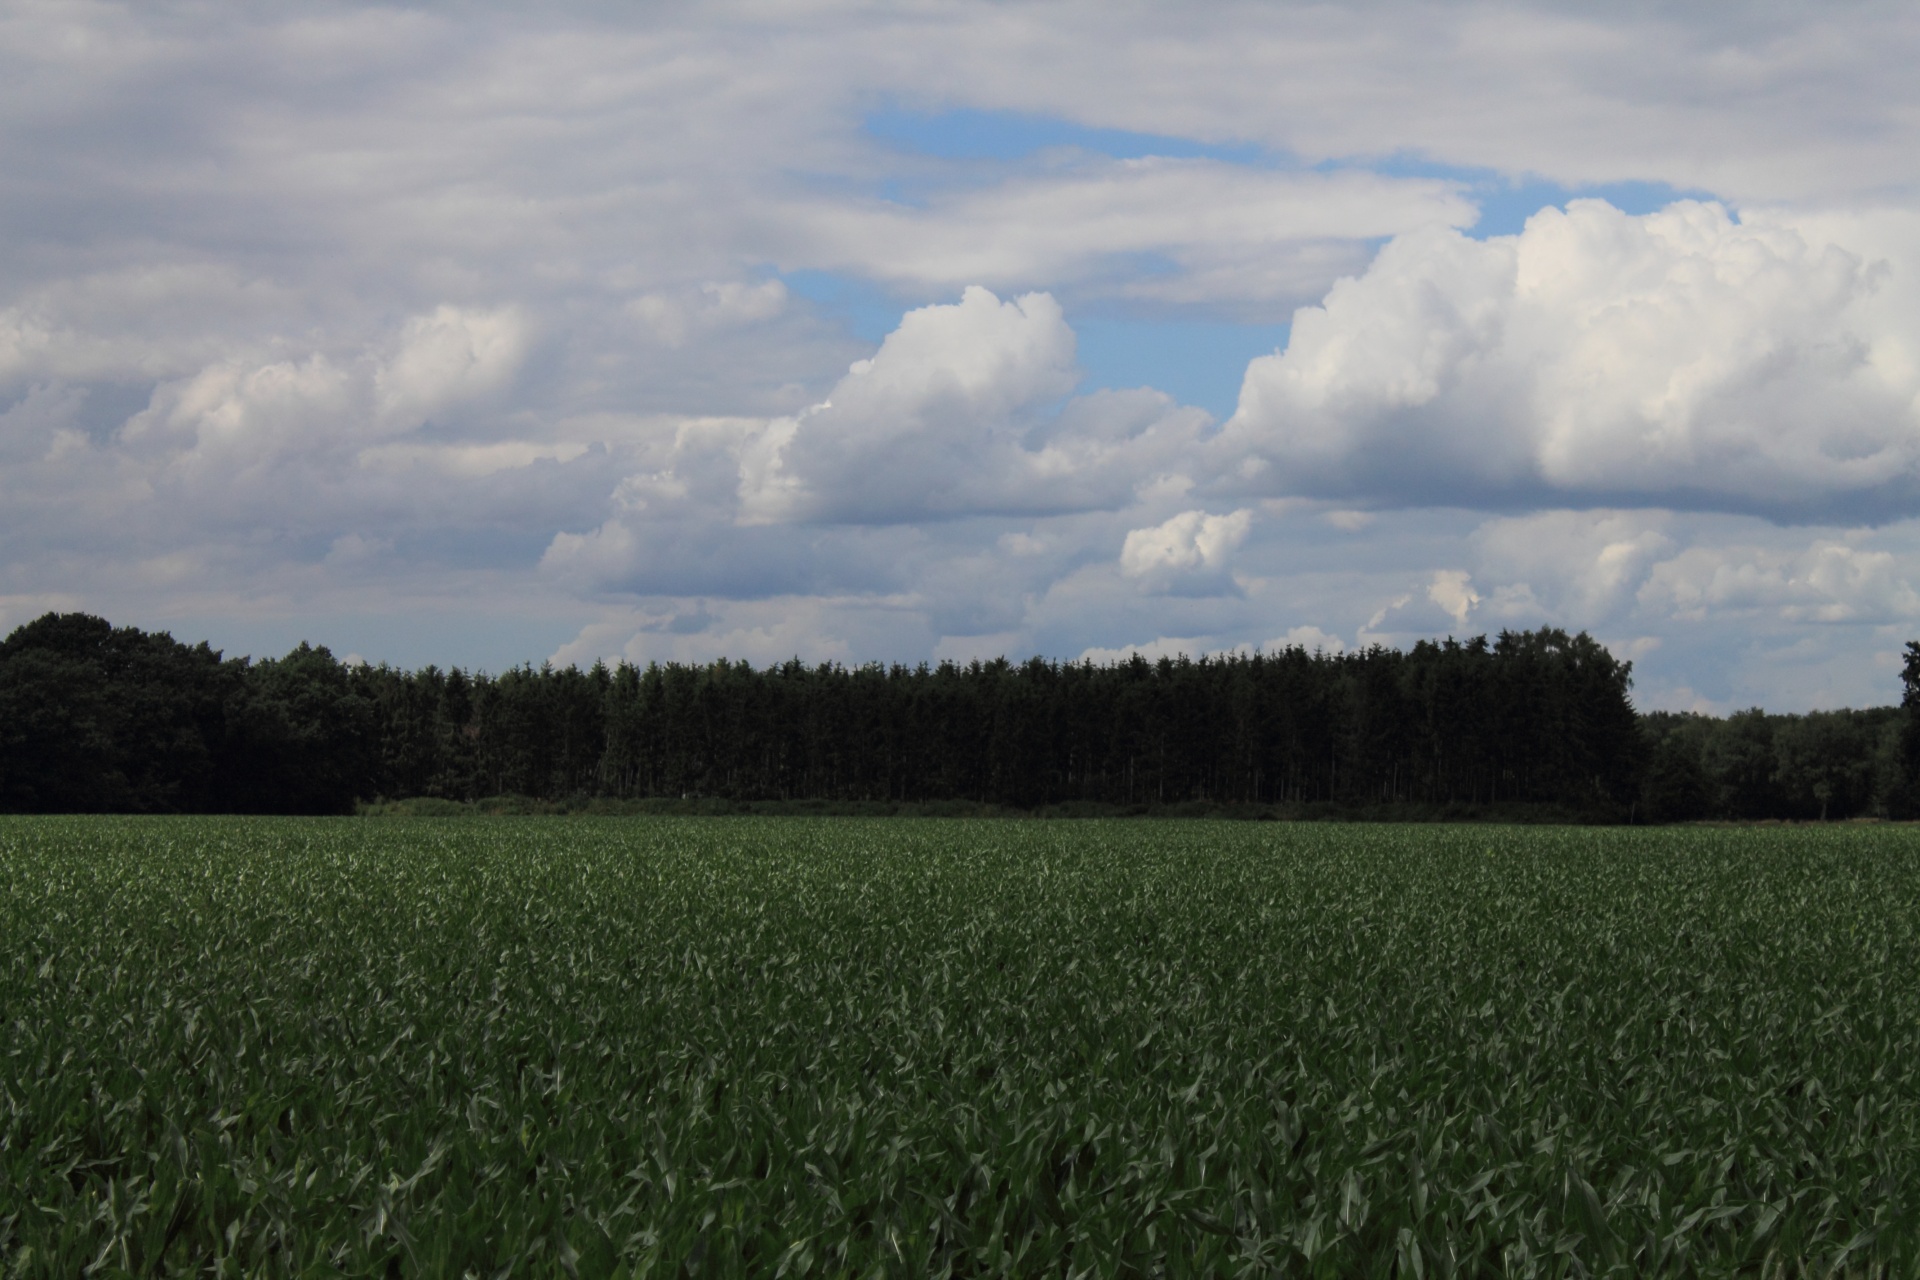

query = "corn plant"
[2, 817, 1916, 1277]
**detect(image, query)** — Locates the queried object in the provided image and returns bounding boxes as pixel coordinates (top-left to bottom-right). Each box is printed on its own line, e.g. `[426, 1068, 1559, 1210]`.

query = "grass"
[3, 817, 1917, 1276]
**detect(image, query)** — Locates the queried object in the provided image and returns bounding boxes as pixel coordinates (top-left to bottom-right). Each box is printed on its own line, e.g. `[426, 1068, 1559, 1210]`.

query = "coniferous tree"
[8, 610, 1915, 820]
[1896, 640, 1920, 818]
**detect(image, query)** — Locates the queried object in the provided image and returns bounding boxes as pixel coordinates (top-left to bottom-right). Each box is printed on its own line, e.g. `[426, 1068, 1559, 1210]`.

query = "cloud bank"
[4, 3, 1920, 711]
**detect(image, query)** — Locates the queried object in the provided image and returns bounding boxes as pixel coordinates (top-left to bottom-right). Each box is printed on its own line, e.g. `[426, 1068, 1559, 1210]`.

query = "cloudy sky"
[6, 2, 1920, 710]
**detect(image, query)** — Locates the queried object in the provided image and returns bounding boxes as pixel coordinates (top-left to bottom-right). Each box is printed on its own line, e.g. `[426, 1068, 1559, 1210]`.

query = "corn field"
[3, 817, 1917, 1277]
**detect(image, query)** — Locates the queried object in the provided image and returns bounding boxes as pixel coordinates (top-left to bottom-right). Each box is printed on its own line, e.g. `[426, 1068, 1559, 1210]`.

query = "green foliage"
[1638, 731, 1712, 823]
[4, 817, 1917, 1275]
[0, 616, 376, 815]
[1641, 709, 1906, 822]
[0, 615, 1651, 816]
[0, 613, 234, 812]
[225, 643, 376, 815]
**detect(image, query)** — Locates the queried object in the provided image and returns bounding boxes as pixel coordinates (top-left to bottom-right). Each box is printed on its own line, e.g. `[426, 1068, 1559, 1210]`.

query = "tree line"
[2, 610, 1915, 820]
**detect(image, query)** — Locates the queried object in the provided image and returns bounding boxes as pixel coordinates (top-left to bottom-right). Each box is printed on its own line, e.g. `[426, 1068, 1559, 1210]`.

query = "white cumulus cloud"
[1078, 635, 1219, 663]
[1120, 508, 1253, 577]
[1223, 200, 1920, 518]
[1268, 624, 1345, 654]
[1639, 540, 1920, 624]
[122, 355, 363, 476]
[375, 306, 528, 425]
[1473, 510, 1676, 625]
[1426, 569, 1480, 631]
[738, 287, 1077, 523]
[737, 286, 1206, 524]
[119, 305, 530, 483]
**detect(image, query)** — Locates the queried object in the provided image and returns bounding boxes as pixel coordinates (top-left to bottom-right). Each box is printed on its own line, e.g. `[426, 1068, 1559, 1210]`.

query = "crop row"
[3, 817, 1917, 1276]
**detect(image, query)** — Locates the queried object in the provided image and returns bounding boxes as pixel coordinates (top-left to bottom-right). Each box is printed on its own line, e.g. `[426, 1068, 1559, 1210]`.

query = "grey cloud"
[773, 160, 1474, 305]
[6, 1, 1920, 708]
[842, 2, 1920, 207]
[537, 500, 1920, 714]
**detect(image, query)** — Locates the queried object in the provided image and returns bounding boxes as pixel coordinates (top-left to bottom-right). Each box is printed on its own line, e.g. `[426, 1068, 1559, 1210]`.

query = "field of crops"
[3, 818, 1917, 1277]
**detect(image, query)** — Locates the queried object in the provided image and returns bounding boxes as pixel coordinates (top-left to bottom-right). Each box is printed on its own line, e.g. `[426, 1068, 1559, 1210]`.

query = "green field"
[3, 818, 1917, 1277]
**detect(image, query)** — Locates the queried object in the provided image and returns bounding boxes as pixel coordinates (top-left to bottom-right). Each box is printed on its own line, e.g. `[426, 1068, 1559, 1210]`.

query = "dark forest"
[3, 611, 1916, 821]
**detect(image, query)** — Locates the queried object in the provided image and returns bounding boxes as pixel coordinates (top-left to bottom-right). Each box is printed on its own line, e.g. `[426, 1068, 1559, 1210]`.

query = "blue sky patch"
[1073, 317, 1289, 421]
[781, 270, 909, 344]
[864, 105, 1266, 166]
[801, 117, 1722, 419]
[1357, 155, 1720, 237]
[865, 106, 1720, 240]
[785, 270, 1289, 421]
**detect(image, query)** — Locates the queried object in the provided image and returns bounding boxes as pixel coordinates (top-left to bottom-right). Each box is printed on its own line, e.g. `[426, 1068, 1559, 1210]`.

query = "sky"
[5, 2, 1920, 712]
